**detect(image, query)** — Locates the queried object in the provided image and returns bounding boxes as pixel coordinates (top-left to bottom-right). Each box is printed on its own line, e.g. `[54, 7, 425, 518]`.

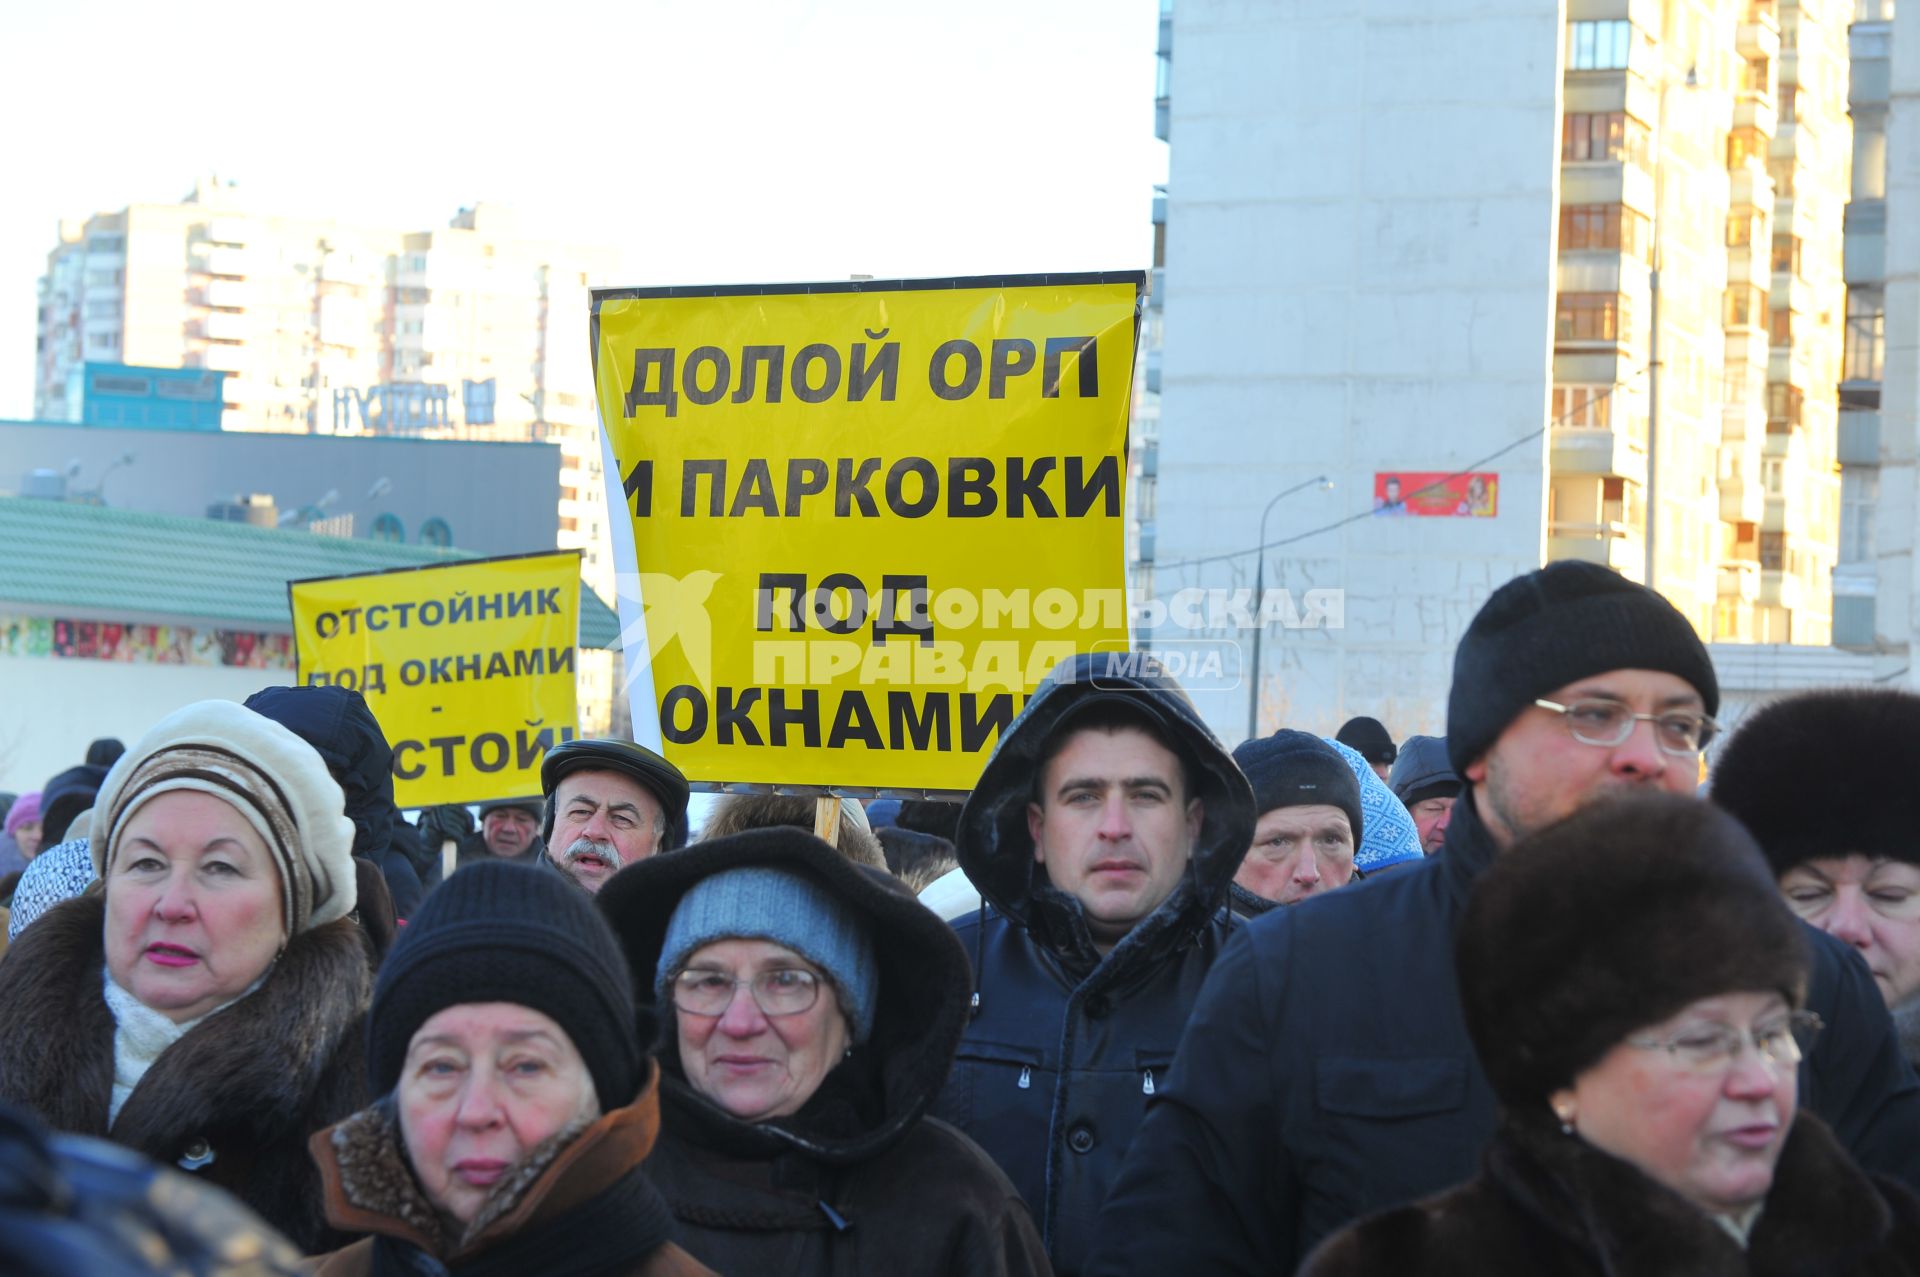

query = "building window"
[1760, 531, 1786, 571]
[1769, 158, 1796, 196]
[87, 330, 120, 350]
[1724, 285, 1767, 329]
[1770, 308, 1793, 346]
[1552, 384, 1614, 428]
[1559, 204, 1651, 258]
[1569, 19, 1634, 70]
[1767, 382, 1804, 427]
[1728, 128, 1768, 167]
[1762, 458, 1785, 494]
[1563, 111, 1650, 164]
[370, 513, 405, 543]
[1779, 83, 1797, 122]
[419, 517, 452, 547]
[1726, 211, 1764, 247]
[87, 234, 125, 255]
[1740, 56, 1772, 95]
[1771, 235, 1802, 276]
[1556, 293, 1627, 343]
[1845, 290, 1886, 382]
[1841, 469, 1878, 562]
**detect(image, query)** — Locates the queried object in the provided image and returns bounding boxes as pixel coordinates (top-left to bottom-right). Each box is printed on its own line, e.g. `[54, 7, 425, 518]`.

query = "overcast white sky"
[0, 0, 1167, 418]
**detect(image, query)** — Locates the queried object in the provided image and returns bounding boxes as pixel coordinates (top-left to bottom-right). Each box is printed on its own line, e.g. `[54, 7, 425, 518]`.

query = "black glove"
[415, 804, 473, 846]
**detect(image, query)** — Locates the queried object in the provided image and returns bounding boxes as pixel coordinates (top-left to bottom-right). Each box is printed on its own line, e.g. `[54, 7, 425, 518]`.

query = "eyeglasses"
[671, 967, 821, 1018]
[1627, 1010, 1822, 1074]
[1532, 697, 1719, 756]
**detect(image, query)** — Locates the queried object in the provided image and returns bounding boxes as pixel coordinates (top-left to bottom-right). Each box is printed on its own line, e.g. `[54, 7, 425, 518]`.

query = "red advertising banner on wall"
[1372, 472, 1499, 518]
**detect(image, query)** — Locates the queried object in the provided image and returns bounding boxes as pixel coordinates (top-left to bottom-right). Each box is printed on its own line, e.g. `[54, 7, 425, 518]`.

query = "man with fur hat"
[536, 738, 690, 894]
[1228, 731, 1364, 915]
[927, 650, 1255, 1276]
[1087, 560, 1920, 1275]
[1715, 687, 1920, 1064]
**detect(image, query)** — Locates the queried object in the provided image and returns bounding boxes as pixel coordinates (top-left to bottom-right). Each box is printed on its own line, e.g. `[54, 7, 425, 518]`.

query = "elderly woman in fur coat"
[1302, 793, 1920, 1277]
[0, 700, 379, 1254]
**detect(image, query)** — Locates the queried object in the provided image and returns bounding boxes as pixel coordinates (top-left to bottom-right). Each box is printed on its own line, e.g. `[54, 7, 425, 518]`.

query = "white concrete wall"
[1149, 0, 1566, 746]
[0, 657, 292, 796]
[1885, 2, 1920, 678]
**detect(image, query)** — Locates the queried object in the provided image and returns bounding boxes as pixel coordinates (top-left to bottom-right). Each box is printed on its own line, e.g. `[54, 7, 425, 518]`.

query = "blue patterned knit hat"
[1324, 738, 1425, 872]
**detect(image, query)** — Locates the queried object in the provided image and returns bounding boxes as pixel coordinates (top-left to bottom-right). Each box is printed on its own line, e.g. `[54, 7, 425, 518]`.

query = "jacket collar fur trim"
[0, 892, 371, 1152]
[313, 1058, 670, 1262]
[1490, 1111, 1894, 1274]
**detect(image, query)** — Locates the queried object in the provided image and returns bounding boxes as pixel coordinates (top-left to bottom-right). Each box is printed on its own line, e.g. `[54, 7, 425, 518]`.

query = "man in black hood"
[929, 650, 1254, 1276]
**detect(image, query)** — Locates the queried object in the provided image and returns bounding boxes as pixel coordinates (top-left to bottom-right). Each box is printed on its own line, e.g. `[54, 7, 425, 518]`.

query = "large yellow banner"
[591, 273, 1142, 792]
[288, 551, 582, 807]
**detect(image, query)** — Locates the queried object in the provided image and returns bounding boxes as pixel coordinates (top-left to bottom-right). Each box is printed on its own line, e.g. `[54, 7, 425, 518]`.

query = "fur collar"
[1489, 1111, 1894, 1274]
[0, 892, 372, 1154]
[314, 1061, 669, 1262]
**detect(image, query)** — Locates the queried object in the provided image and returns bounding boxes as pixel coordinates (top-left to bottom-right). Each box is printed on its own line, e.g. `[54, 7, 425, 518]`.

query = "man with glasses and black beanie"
[1086, 560, 1920, 1276]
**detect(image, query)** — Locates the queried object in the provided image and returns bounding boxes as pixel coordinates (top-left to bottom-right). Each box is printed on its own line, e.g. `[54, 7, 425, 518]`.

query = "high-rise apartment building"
[33, 179, 623, 599]
[1145, 0, 1855, 745]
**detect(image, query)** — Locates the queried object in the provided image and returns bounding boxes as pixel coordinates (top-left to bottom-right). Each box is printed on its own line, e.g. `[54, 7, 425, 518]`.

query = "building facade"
[1147, 0, 1857, 745]
[33, 182, 625, 602]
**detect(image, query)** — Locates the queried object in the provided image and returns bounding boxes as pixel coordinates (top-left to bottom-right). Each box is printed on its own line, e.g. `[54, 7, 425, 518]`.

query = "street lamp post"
[1647, 64, 1698, 592]
[1245, 475, 1331, 742]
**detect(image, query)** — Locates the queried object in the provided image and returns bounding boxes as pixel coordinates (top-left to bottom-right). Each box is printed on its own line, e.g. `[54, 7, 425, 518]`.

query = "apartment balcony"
[1737, 7, 1780, 59]
[1721, 476, 1765, 524]
[192, 245, 250, 279]
[199, 343, 247, 373]
[1729, 166, 1776, 215]
[199, 311, 248, 343]
[1550, 521, 1644, 575]
[1719, 559, 1761, 602]
[1551, 425, 1646, 480]
[1757, 568, 1802, 610]
[1734, 94, 1778, 139]
[1727, 244, 1770, 288]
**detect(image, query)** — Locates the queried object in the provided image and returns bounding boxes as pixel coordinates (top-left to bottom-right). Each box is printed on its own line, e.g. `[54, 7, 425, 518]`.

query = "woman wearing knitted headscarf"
[307, 862, 715, 1276]
[597, 826, 1050, 1277]
[1300, 793, 1920, 1276]
[0, 699, 378, 1253]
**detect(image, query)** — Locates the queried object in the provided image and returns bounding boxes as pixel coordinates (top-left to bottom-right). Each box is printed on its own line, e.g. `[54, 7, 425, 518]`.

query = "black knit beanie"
[1457, 792, 1806, 1113]
[1446, 561, 1718, 775]
[1334, 716, 1396, 766]
[1714, 687, 1920, 877]
[368, 861, 644, 1111]
[1232, 730, 1364, 843]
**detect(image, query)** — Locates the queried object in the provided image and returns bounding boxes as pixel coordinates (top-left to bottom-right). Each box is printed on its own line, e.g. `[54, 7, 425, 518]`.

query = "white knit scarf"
[102, 966, 206, 1128]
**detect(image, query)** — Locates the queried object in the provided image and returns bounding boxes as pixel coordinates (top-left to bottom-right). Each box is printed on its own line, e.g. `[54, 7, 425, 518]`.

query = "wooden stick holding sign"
[813, 796, 841, 845]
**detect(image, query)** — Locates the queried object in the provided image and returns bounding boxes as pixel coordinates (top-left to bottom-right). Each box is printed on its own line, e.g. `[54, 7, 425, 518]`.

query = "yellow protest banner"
[288, 551, 582, 807]
[591, 272, 1142, 792]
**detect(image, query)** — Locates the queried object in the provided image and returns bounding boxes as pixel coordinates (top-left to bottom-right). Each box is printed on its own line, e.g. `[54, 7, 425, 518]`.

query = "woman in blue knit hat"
[597, 826, 1050, 1277]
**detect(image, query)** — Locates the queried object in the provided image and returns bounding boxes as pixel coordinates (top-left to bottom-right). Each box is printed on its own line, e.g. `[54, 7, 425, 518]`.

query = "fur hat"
[89, 700, 357, 934]
[370, 860, 643, 1111]
[1232, 730, 1364, 842]
[1446, 561, 1718, 775]
[1456, 791, 1807, 1112]
[1712, 687, 1920, 877]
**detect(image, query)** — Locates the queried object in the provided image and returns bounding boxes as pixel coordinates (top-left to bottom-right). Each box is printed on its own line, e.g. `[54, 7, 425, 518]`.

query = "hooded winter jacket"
[930, 651, 1256, 1276]
[596, 829, 1050, 1277]
[1084, 794, 1920, 1275]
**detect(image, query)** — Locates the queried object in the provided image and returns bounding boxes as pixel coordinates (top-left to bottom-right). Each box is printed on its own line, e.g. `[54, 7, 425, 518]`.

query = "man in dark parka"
[1085, 561, 1920, 1275]
[929, 650, 1255, 1276]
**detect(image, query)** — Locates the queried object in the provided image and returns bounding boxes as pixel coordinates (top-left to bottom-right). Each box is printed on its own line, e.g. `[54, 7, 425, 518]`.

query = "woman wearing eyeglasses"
[1714, 688, 1920, 1067]
[596, 826, 1050, 1277]
[1301, 792, 1920, 1275]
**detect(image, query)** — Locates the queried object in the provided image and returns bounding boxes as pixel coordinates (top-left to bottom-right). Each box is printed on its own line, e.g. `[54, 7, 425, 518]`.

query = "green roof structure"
[0, 495, 621, 649]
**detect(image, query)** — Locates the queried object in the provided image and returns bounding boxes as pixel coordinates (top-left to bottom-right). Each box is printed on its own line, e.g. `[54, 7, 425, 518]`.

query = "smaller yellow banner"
[289, 551, 582, 808]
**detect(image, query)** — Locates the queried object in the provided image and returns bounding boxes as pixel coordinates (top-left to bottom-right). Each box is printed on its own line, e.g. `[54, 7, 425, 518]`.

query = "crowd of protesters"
[6, 558, 1920, 1273]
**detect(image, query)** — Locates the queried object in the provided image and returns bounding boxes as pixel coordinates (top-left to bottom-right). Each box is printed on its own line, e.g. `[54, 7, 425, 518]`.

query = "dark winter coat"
[308, 1063, 715, 1277]
[930, 652, 1257, 1276]
[596, 830, 1052, 1277]
[0, 893, 377, 1254]
[243, 685, 423, 919]
[1302, 1112, 1920, 1277]
[1085, 794, 1920, 1276]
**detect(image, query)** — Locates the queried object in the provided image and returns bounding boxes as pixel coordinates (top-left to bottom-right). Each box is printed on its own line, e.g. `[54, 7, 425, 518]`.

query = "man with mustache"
[928, 651, 1255, 1276]
[1086, 561, 1920, 1275]
[535, 739, 690, 894]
